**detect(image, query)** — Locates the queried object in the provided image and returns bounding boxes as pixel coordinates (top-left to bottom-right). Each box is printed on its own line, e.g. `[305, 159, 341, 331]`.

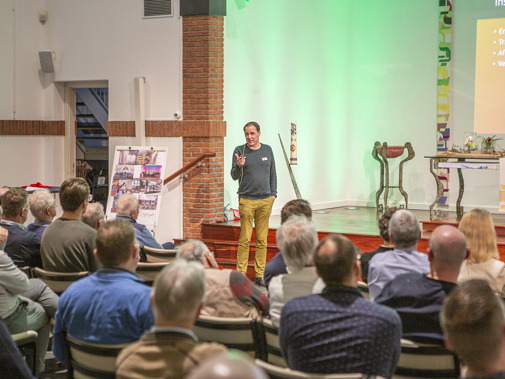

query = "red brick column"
[181, 14, 226, 238]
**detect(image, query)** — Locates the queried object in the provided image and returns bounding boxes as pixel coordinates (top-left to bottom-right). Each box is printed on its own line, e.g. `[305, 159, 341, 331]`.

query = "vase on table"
[481, 142, 496, 154]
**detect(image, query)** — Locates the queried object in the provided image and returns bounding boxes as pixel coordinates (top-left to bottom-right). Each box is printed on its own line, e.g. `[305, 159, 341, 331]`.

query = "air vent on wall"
[144, 0, 172, 18]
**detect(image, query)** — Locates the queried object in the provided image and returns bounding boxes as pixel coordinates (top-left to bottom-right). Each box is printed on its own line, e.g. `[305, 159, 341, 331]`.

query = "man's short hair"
[81, 202, 105, 229]
[1, 188, 28, 219]
[95, 219, 137, 266]
[116, 194, 139, 216]
[276, 216, 318, 271]
[378, 207, 398, 242]
[153, 259, 205, 322]
[388, 209, 420, 247]
[313, 234, 357, 285]
[440, 280, 505, 372]
[243, 121, 260, 133]
[280, 199, 312, 224]
[29, 189, 55, 220]
[59, 178, 90, 212]
[177, 239, 210, 264]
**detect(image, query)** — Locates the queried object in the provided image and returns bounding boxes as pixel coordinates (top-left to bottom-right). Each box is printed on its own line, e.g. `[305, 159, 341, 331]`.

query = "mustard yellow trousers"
[236, 197, 274, 278]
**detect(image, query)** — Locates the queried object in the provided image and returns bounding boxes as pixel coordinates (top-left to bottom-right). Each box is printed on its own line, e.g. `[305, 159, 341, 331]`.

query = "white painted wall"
[0, 136, 65, 187]
[0, 0, 184, 237]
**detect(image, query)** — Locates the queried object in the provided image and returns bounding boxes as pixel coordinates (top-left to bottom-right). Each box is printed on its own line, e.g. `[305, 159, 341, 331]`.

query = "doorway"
[63, 81, 109, 208]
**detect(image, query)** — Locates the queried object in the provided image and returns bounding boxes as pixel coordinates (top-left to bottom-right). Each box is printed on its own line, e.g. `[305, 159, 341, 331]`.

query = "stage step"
[421, 220, 505, 237]
[192, 223, 429, 281]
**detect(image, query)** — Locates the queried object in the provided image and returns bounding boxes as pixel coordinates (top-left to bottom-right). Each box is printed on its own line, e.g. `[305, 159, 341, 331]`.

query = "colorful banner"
[290, 122, 297, 165]
[437, 0, 453, 205]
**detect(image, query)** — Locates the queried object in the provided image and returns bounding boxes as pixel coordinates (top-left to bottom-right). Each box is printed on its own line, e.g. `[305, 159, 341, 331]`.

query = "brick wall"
[181, 14, 226, 239]
[107, 121, 136, 136]
[183, 137, 224, 236]
[183, 15, 224, 122]
[0, 120, 65, 135]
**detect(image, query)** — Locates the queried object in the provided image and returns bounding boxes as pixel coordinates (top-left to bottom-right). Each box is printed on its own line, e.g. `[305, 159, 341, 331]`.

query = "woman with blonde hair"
[458, 208, 505, 294]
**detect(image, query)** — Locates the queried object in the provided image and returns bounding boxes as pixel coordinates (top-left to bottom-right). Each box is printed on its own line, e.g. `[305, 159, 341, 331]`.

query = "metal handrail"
[163, 152, 215, 185]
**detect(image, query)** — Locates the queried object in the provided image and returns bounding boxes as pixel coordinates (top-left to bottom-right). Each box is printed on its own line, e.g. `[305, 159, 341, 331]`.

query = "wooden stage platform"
[199, 206, 505, 281]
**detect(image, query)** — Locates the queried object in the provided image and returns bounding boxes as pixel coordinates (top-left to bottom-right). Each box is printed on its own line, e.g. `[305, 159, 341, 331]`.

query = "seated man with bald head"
[376, 225, 468, 344]
[279, 234, 401, 377]
[115, 194, 174, 249]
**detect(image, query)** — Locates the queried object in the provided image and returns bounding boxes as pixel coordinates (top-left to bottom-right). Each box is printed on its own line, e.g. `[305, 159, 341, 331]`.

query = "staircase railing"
[163, 153, 216, 185]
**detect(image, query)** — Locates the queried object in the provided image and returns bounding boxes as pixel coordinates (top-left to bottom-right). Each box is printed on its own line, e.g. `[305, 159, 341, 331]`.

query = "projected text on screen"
[474, 18, 505, 133]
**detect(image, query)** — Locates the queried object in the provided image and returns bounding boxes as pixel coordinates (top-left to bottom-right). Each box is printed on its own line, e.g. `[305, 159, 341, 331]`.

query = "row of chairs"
[18, 246, 178, 293]
[58, 320, 378, 379]
[57, 315, 460, 379]
[193, 316, 461, 379]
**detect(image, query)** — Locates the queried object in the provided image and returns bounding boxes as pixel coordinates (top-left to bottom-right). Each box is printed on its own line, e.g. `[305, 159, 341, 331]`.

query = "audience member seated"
[115, 194, 175, 249]
[457, 208, 505, 295]
[0, 188, 42, 267]
[268, 216, 324, 327]
[368, 209, 429, 300]
[81, 201, 105, 231]
[177, 239, 268, 318]
[360, 207, 397, 283]
[116, 259, 227, 379]
[186, 351, 268, 379]
[0, 250, 58, 374]
[375, 225, 467, 344]
[441, 279, 505, 378]
[279, 234, 401, 377]
[52, 219, 154, 363]
[264, 199, 312, 288]
[41, 178, 98, 272]
[26, 188, 57, 240]
[0, 317, 35, 378]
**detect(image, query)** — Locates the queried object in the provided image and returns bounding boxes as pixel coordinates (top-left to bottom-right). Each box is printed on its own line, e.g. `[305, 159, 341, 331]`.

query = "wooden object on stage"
[278, 133, 301, 199]
[372, 141, 415, 214]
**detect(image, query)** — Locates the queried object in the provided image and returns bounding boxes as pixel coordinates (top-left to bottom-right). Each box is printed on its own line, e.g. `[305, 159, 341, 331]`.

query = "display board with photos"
[106, 146, 167, 232]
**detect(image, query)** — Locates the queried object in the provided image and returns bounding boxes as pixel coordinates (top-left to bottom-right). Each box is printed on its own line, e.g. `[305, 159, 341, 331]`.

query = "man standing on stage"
[231, 121, 277, 287]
